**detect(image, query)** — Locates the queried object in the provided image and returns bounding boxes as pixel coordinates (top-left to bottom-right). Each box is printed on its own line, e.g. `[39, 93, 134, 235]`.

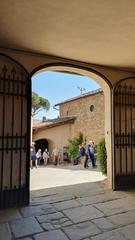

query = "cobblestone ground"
[0, 179, 135, 240]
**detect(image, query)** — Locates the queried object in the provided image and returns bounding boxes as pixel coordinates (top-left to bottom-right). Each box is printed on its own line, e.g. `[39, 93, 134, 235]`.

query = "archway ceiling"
[1, 1, 135, 71]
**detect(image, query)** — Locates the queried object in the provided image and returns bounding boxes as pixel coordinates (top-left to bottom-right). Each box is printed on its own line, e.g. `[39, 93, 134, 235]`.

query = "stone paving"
[0, 180, 135, 239]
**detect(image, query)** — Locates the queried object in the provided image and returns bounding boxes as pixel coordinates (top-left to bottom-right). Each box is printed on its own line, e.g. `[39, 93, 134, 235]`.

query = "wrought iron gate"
[0, 54, 31, 208]
[114, 78, 135, 189]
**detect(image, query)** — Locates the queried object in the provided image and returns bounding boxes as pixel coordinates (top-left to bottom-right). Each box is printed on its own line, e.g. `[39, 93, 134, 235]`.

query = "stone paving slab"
[20, 204, 57, 217]
[107, 210, 135, 227]
[53, 199, 82, 211]
[36, 212, 65, 223]
[34, 229, 69, 240]
[41, 222, 55, 231]
[41, 216, 73, 230]
[91, 229, 127, 240]
[78, 191, 123, 206]
[118, 223, 135, 240]
[92, 217, 115, 231]
[94, 197, 135, 216]
[10, 216, 43, 238]
[63, 221, 101, 240]
[31, 192, 74, 204]
[0, 208, 21, 223]
[0, 223, 12, 240]
[20, 206, 45, 218]
[63, 205, 104, 223]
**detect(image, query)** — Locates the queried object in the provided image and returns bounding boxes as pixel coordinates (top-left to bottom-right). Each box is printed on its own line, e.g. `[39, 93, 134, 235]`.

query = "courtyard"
[30, 164, 106, 191]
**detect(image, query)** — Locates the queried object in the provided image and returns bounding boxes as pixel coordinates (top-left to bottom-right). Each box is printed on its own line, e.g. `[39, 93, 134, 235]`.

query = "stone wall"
[59, 91, 105, 144]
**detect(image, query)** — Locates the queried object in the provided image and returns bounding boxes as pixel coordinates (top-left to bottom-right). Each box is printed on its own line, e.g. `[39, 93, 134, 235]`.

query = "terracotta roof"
[33, 116, 76, 131]
[54, 88, 103, 107]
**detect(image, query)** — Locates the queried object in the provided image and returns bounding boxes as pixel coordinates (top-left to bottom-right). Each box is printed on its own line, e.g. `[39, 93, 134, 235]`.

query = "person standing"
[88, 140, 97, 168]
[30, 142, 36, 169]
[36, 149, 42, 167]
[84, 143, 89, 168]
[52, 146, 60, 166]
[43, 149, 49, 165]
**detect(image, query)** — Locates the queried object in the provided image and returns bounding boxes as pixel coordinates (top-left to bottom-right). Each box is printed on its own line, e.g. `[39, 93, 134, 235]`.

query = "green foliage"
[96, 138, 107, 175]
[32, 92, 50, 117]
[66, 132, 86, 160]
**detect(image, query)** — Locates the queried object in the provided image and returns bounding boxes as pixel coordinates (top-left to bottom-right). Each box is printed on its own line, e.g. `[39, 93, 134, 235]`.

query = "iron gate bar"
[124, 85, 128, 175]
[119, 85, 122, 175]
[6, 133, 9, 153]
[0, 67, 6, 192]
[17, 76, 20, 98]
[0, 148, 26, 151]
[114, 133, 135, 147]
[19, 73, 24, 189]
[10, 67, 15, 195]
[0, 76, 25, 83]
[130, 86, 133, 174]
[0, 73, 26, 97]
[0, 92, 26, 97]
[25, 75, 31, 206]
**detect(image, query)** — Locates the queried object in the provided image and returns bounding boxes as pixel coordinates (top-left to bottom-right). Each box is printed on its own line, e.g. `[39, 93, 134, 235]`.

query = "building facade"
[33, 89, 105, 162]
[33, 117, 75, 162]
[56, 89, 105, 143]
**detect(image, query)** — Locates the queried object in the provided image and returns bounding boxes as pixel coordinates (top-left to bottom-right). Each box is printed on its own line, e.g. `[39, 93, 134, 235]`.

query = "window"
[90, 104, 94, 112]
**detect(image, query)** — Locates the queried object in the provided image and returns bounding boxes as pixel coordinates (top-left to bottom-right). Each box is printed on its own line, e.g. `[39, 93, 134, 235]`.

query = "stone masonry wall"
[59, 92, 105, 144]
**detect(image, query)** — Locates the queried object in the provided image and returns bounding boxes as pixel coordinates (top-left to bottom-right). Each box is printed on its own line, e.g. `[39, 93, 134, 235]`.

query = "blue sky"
[32, 71, 100, 119]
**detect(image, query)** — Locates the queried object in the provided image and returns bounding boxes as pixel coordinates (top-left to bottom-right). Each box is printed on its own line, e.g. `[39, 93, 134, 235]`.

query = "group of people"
[30, 142, 61, 168]
[30, 140, 97, 169]
[30, 142, 49, 169]
[74, 140, 97, 169]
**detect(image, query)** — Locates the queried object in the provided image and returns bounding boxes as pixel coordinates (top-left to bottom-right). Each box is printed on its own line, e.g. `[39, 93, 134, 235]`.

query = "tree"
[66, 132, 86, 161]
[32, 92, 50, 117]
[96, 138, 107, 175]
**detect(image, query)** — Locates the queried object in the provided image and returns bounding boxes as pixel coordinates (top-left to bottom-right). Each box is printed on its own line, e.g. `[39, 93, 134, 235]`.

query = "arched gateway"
[113, 78, 135, 189]
[0, 54, 31, 208]
[1, 53, 134, 208]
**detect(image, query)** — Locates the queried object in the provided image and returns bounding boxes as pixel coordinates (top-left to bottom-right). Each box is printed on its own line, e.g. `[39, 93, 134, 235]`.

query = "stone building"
[55, 88, 104, 143]
[33, 116, 76, 163]
[33, 88, 105, 161]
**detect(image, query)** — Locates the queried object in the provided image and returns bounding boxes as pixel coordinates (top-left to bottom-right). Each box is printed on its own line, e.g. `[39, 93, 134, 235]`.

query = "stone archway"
[31, 64, 113, 187]
[34, 138, 48, 153]
[34, 138, 48, 165]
